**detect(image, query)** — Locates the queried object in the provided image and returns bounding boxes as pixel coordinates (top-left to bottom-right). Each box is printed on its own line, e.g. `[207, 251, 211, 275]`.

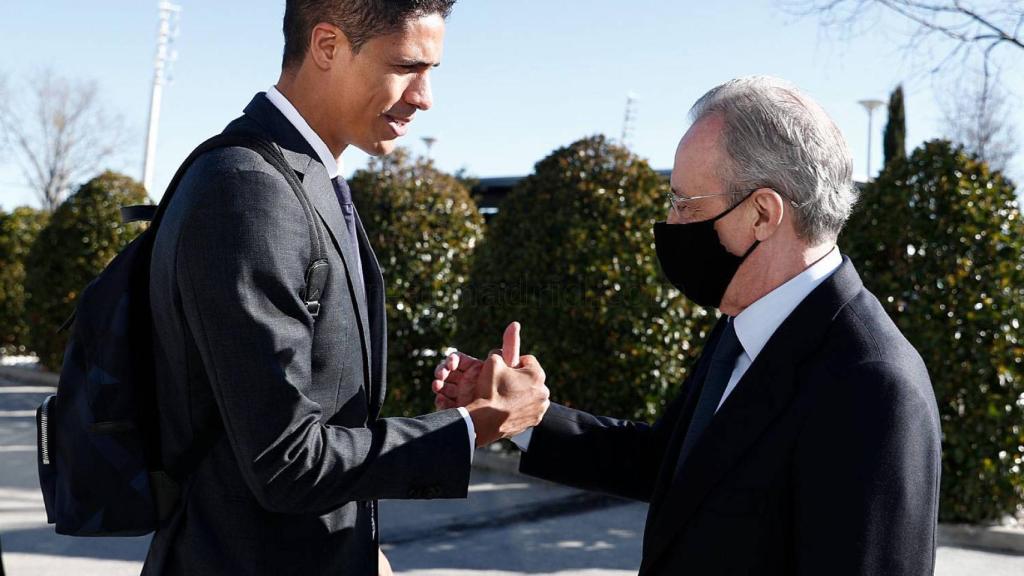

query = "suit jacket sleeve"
[794, 360, 941, 575]
[519, 391, 690, 503]
[175, 166, 471, 515]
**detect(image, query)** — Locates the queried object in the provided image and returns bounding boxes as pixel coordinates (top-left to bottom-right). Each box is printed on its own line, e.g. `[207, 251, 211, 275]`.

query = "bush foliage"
[843, 140, 1024, 523]
[351, 150, 485, 417]
[0, 206, 49, 355]
[456, 135, 715, 421]
[24, 171, 148, 370]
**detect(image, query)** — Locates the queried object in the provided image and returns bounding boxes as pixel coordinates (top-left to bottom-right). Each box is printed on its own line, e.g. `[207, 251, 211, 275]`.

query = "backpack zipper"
[40, 395, 53, 465]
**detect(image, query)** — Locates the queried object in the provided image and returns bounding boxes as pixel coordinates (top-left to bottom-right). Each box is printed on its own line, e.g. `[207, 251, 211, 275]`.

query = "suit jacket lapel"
[298, 159, 375, 398]
[235, 93, 374, 395]
[638, 319, 724, 563]
[353, 209, 387, 419]
[646, 320, 726, 511]
[641, 258, 865, 571]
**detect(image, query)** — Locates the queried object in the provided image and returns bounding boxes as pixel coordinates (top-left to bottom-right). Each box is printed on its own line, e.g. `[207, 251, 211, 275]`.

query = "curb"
[938, 523, 1024, 555]
[0, 366, 59, 387]
[472, 444, 522, 475]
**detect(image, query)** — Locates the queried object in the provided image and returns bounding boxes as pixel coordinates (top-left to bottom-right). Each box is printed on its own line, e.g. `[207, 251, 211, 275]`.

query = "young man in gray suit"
[144, 1, 550, 574]
[435, 76, 941, 575]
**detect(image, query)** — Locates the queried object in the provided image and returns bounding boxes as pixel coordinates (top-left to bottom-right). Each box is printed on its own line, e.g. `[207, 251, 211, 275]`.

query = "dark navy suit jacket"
[521, 258, 941, 575]
[144, 93, 472, 575]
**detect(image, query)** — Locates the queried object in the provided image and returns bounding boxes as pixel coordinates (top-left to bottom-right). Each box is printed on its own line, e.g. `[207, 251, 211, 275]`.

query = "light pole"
[421, 136, 437, 159]
[858, 99, 885, 180]
[143, 1, 182, 196]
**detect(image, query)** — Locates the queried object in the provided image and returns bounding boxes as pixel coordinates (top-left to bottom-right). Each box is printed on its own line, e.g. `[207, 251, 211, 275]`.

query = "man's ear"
[308, 23, 351, 71]
[751, 188, 785, 241]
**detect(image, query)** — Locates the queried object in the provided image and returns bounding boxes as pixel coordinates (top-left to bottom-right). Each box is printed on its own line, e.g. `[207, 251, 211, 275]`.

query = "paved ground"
[1, 374, 1022, 575]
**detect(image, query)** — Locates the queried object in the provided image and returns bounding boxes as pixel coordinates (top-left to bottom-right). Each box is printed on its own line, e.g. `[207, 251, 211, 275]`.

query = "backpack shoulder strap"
[120, 205, 158, 224]
[143, 132, 331, 318]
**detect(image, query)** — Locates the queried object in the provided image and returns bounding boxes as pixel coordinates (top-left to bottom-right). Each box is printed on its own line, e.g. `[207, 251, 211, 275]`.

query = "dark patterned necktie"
[331, 176, 364, 292]
[675, 319, 744, 475]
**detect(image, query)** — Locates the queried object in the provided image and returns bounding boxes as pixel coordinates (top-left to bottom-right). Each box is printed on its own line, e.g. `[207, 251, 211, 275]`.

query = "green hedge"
[843, 140, 1024, 523]
[24, 171, 148, 370]
[351, 150, 485, 417]
[456, 135, 715, 421]
[0, 206, 49, 355]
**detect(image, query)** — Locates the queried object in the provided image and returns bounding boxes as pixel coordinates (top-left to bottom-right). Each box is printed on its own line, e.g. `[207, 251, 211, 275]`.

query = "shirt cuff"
[456, 407, 475, 463]
[510, 428, 533, 452]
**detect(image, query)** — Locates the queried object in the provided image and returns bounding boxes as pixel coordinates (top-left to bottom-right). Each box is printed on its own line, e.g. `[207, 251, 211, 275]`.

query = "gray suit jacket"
[143, 93, 472, 576]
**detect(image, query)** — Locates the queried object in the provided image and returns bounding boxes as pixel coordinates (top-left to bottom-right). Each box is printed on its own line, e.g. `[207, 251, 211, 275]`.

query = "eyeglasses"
[666, 187, 806, 215]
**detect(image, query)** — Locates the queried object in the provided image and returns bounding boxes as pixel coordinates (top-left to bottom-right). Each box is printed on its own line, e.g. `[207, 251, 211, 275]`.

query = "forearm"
[230, 409, 472, 514]
[519, 403, 661, 502]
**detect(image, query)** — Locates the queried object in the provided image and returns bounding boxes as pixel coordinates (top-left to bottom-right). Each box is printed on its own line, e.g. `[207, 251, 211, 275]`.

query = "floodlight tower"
[621, 92, 639, 149]
[142, 1, 182, 195]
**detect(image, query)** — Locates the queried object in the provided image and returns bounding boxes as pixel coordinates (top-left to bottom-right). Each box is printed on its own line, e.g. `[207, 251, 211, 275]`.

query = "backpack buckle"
[306, 300, 321, 318]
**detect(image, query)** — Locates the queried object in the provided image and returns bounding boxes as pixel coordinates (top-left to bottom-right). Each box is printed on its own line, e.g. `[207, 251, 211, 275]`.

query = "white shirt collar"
[732, 247, 843, 363]
[265, 86, 344, 179]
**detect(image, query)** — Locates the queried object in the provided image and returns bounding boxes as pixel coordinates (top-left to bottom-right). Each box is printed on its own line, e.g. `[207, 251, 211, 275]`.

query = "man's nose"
[405, 73, 433, 111]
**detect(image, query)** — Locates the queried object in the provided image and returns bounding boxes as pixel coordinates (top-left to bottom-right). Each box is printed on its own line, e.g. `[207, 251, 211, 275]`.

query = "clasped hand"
[431, 322, 549, 447]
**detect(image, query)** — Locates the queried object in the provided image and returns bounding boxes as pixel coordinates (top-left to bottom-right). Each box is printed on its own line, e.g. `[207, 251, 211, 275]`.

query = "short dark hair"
[282, 0, 457, 69]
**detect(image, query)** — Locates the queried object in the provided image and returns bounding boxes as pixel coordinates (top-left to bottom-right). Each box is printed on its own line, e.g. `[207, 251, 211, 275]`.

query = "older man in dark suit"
[143, 1, 549, 575]
[435, 76, 941, 575]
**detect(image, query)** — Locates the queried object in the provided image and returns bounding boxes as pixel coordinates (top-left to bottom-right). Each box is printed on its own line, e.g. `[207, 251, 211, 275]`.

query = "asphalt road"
[1, 374, 1022, 576]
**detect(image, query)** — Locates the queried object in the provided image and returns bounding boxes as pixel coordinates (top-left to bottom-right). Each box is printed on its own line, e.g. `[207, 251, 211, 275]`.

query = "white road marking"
[0, 386, 56, 394]
[468, 483, 531, 493]
[0, 410, 36, 418]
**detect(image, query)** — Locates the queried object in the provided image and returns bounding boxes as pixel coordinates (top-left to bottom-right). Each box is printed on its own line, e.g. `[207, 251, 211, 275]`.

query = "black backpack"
[36, 132, 330, 536]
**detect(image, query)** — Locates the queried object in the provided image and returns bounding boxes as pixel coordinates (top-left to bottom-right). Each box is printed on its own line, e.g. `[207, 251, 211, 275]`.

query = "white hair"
[689, 75, 858, 244]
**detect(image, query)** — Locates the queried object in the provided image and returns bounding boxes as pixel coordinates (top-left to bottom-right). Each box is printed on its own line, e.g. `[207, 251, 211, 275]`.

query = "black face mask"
[654, 195, 760, 309]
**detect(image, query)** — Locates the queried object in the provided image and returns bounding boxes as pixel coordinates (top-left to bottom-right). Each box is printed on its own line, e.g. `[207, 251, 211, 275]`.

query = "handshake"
[431, 322, 551, 447]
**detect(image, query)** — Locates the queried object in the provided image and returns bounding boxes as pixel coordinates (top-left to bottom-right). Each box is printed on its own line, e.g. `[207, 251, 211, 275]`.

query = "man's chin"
[356, 139, 399, 157]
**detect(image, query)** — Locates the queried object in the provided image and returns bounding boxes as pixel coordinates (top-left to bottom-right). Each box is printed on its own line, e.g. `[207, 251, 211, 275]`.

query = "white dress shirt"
[512, 247, 843, 452]
[265, 86, 344, 178]
[720, 246, 842, 411]
[265, 86, 477, 459]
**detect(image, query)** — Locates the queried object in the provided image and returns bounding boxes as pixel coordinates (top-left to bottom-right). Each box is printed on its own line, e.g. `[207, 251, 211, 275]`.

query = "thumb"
[517, 354, 539, 368]
[502, 321, 521, 367]
[517, 354, 545, 377]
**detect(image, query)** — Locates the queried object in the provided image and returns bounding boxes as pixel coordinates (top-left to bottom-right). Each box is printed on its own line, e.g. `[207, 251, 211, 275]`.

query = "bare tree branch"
[879, 0, 971, 42]
[786, 0, 1022, 178]
[784, 0, 1024, 75]
[0, 70, 126, 212]
[953, 0, 1024, 50]
[940, 68, 1017, 174]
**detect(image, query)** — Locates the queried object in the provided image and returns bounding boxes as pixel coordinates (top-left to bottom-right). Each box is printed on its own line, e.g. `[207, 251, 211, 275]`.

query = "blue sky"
[1, 0, 1021, 210]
